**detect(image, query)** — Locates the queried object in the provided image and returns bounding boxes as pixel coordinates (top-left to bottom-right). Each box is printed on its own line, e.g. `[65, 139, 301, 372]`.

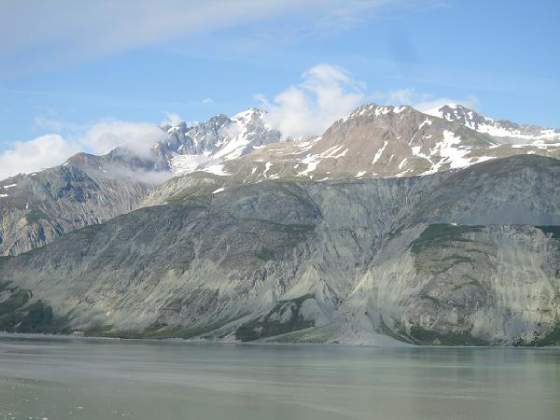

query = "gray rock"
[0, 155, 558, 346]
[0, 154, 156, 256]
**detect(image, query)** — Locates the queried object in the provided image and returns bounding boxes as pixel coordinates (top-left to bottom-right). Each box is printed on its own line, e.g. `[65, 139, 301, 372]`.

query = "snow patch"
[170, 154, 211, 175]
[201, 164, 229, 176]
[263, 162, 272, 178]
[424, 103, 459, 119]
[296, 144, 349, 177]
[422, 130, 471, 175]
[419, 118, 433, 130]
[320, 145, 348, 159]
[426, 104, 560, 143]
[372, 141, 388, 165]
[297, 154, 321, 176]
[375, 107, 392, 117]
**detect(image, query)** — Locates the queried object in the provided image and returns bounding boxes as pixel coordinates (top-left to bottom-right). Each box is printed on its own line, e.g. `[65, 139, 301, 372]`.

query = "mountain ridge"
[0, 154, 559, 346]
[2, 102, 559, 256]
[426, 103, 560, 143]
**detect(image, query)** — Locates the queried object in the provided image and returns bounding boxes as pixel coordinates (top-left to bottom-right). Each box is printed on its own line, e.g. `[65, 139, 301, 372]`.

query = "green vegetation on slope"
[235, 295, 315, 341]
[410, 224, 484, 255]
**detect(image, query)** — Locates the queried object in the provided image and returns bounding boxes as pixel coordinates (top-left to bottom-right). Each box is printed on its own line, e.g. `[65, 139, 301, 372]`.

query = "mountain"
[147, 102, 560, 192]
[4, 102, 559, 256]
[1, 103, 560, 346]
[222, 104, 560, 182]
[0, 109, 280, 255]
[426, 103, 560, 144]
[158, 108, 282, 175]
[0, 150, 163, 256]
[215, 104, 498, 181]
[145, 104, 560, 205]
[0, 155, 559, 346]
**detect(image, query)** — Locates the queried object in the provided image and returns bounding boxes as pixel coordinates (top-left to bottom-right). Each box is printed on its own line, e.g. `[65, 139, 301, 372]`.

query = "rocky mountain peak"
[232, 107, 267, 122]
[343, 103, 411, 123]
[426, 103, 560, 144]
[210, 101, 560, 185]
[159, 108, 281, 175]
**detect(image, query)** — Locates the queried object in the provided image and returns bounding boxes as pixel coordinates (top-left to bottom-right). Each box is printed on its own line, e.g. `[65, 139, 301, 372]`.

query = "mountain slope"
[154, 104, 560, 183]
[144, 104, 560, 206]
[226, 104, 560, 182]
[0, 109, 281, 255]
[3, 103, 559, 256]
[0, 151, 159, 256]
[160, 108, 282, 175]
[426, 104, 560, 144]
[1, 155, 559, 345]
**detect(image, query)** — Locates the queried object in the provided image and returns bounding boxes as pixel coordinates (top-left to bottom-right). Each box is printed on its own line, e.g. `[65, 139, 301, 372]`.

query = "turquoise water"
[0, 337, 558, 420]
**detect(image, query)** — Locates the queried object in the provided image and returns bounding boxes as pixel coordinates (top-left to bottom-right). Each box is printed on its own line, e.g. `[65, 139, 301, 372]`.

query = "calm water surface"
[0, 336, 558, 420]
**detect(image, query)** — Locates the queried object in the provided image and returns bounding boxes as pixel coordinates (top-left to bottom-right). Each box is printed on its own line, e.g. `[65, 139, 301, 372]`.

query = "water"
[0, 337, 558, 420]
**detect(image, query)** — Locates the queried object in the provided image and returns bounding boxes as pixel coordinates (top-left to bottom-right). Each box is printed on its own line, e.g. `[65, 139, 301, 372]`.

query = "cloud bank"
[83, 122, 166, 157]
[259, 64, 365, 138]
[259, 65, 478, 139]
[0, 121, 166, 180]
[0, 135, 79, 180]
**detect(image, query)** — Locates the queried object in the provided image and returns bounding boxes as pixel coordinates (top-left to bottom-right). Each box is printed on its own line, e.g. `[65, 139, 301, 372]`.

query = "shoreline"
[0, 332, 558, 350]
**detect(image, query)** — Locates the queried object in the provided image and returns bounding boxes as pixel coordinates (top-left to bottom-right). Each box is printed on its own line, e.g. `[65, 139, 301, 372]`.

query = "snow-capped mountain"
[3, 101, 560, 346]
[426, 104, 560, 144]
[156, 108, 281, 176]
[194, 103, 560, 186]
[3, 101, 560, 255]
[109, 103, 560, 185]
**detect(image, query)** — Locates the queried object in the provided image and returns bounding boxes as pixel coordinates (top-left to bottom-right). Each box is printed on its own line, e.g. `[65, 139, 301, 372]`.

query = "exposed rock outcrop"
[0, 155, 558, 346]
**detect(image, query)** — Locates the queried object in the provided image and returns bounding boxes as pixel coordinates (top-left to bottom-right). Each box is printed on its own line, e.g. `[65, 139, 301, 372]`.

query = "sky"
[0, 0, 558, 178]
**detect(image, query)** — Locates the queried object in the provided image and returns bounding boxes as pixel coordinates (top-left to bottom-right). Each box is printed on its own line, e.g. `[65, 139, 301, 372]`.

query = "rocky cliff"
[0, 155, 558, 346]
[0, 152, 157, 256]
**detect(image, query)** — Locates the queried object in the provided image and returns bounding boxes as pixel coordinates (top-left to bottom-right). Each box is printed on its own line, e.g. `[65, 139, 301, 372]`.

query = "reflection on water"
[0, 336, 558, 420]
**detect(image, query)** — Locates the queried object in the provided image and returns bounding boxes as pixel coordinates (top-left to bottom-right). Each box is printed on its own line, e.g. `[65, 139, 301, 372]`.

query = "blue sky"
[0, 0, 558, 175]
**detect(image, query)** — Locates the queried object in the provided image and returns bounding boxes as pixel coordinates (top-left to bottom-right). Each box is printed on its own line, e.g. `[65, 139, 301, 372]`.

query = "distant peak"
[347, 103, 410, 120]
[424, 103, 469, 117]
[232, 107, 265, 121]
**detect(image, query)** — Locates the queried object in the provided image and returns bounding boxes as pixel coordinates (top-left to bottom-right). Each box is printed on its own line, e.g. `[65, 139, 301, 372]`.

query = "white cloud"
[161, 113, 184, 127]
[0, 135, 79, 180]
[258, 68, 481, 138]
[201, 98, 214, 104]
[0, 120, 167, 180]
[0, 1, 405, 76]
[258, 64, 365, 138]
[82, 121, 166, 157]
